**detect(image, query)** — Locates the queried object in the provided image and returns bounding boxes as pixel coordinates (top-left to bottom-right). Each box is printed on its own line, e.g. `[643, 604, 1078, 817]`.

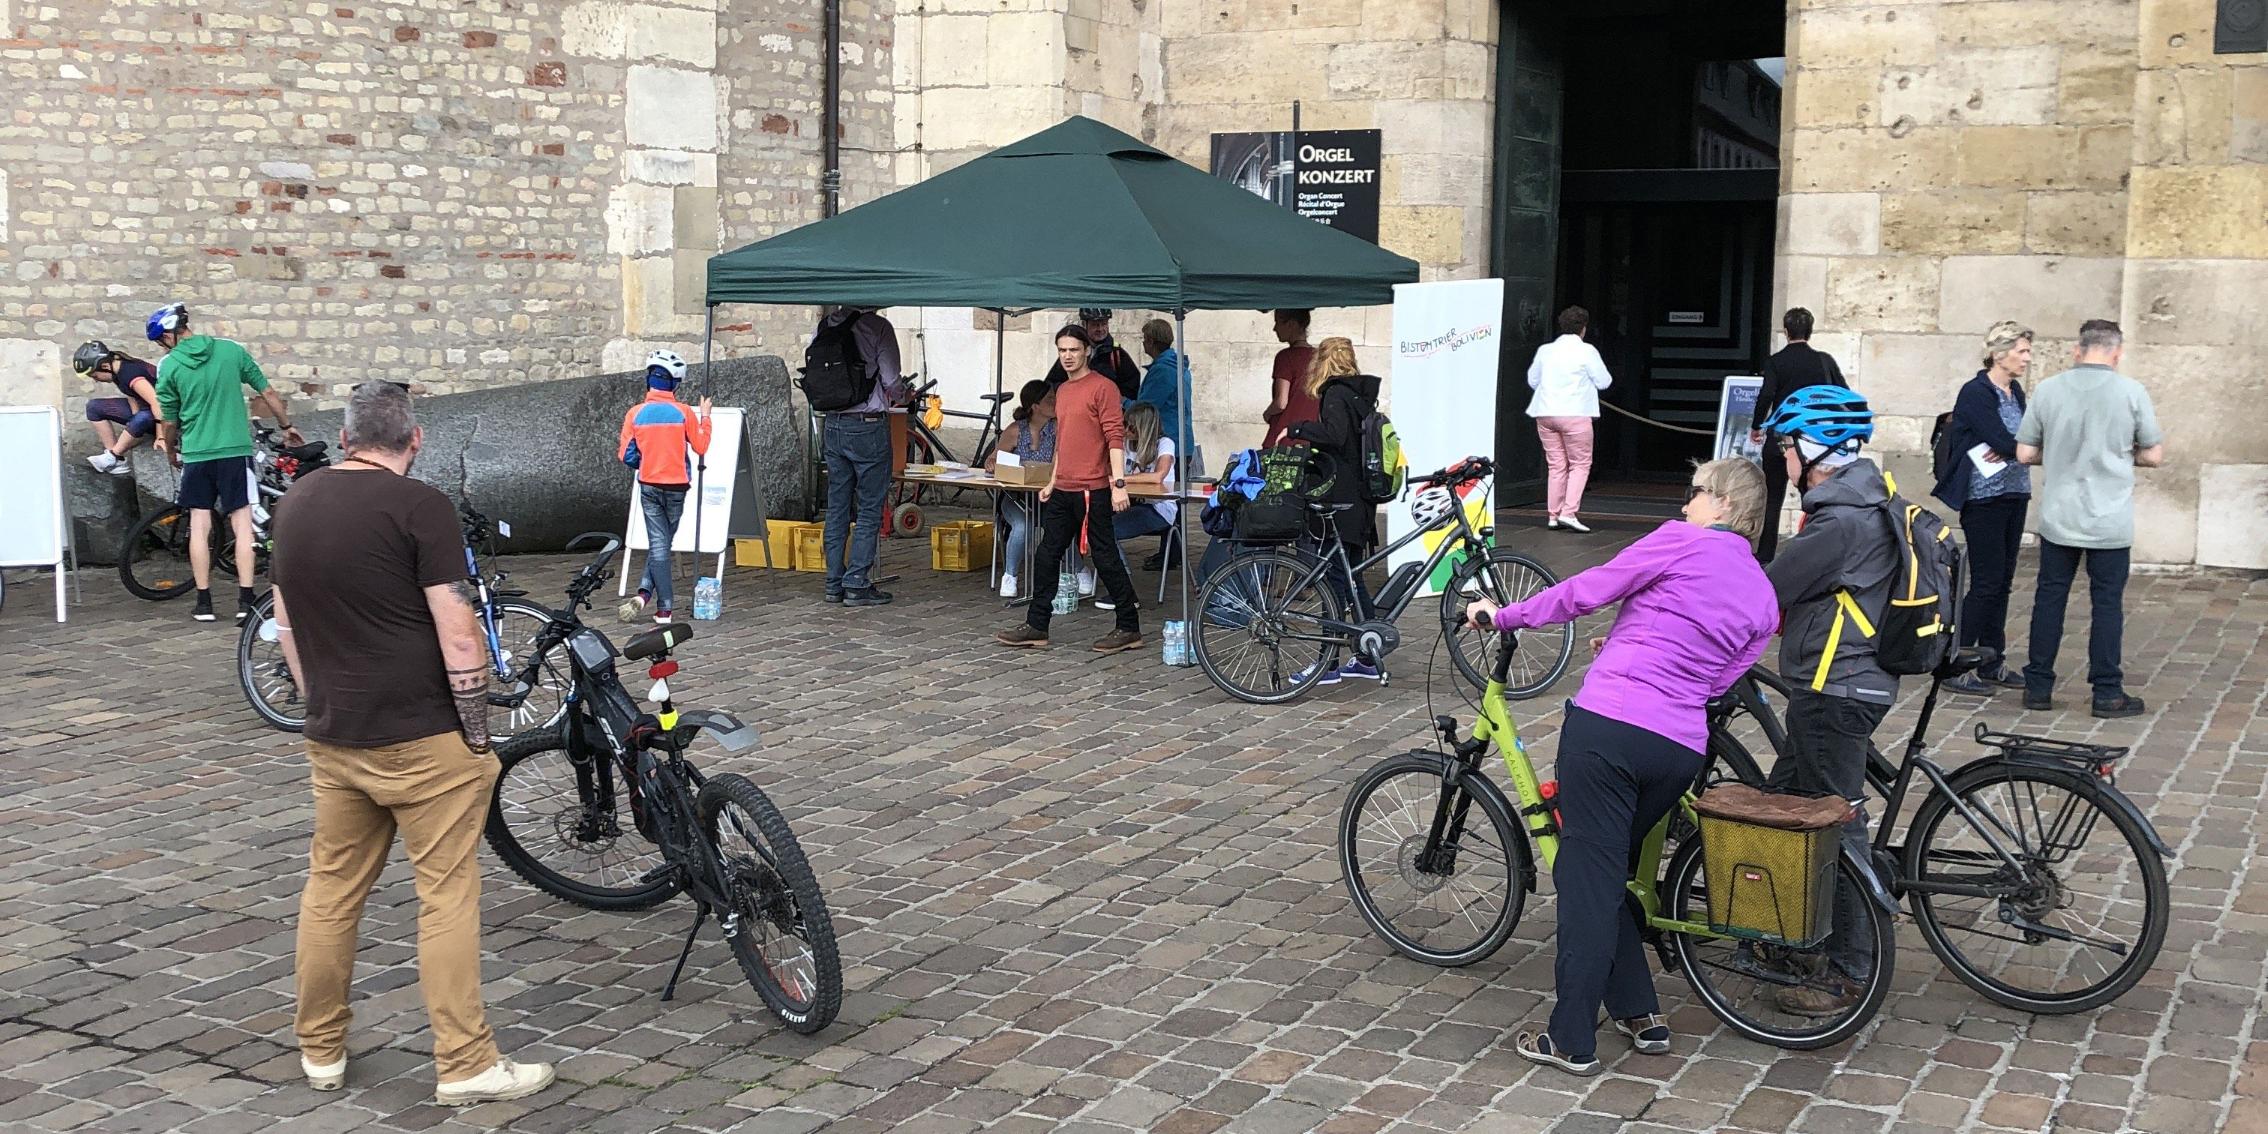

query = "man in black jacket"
[1749, 308, 1848, 562]
[1046, 308, 1143, 399]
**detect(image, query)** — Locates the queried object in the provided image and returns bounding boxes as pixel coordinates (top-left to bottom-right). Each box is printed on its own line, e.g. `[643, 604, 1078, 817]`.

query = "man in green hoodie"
[149, 303, 303, 624]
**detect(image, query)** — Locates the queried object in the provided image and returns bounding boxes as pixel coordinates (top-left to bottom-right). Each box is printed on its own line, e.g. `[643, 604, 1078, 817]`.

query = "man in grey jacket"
[1761, 384, 1897, 1018]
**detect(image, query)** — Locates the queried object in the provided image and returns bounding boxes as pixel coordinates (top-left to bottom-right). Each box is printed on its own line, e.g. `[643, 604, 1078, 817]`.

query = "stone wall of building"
[1777, 0, 2267, 566]
[0, 0, 890, 448]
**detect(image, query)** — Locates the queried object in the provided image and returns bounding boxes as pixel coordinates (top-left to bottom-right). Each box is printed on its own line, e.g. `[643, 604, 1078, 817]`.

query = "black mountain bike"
[237, 504, 569, 737]
[1690, 648, 2171, 1022]
[485, 541, 843, 1033]
[1190, 456, 1574, 704]
[119, 427, 328, 600]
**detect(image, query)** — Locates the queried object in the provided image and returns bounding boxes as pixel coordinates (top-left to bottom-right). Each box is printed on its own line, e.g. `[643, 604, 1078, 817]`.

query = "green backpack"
[1358, 406, 1406, 504]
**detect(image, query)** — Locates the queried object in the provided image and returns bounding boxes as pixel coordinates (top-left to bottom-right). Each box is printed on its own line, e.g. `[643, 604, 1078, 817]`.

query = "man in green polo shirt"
[149, 302, 303, 625]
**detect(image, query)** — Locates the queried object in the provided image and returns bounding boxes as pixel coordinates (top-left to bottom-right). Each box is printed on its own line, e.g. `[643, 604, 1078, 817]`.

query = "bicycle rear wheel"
[1190, 550, 1343, 704]
[1439, 549, 1572, 700]
[237, 592, 305, 731]
[697, 773, 842, 1034]
[1339, 752, 1529, 966]
[485, 726, 681, 911]
[486, 600, 572, 737]
[1666, 839, 1895, 1050]
[118, 505, 205, 601]
[1904, 762, 2168, 1014]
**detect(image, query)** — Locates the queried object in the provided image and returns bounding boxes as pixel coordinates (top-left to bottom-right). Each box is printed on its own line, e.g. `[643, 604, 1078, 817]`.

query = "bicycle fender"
[677, 709, 761, 753]
[494, 587, 530, 599]
[1843, 845, 1899, 916]
[1964, 755, 2174, 859]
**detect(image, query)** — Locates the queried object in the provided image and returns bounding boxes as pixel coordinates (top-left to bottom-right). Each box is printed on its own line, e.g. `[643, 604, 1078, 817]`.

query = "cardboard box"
[992, 460, 1052, 487]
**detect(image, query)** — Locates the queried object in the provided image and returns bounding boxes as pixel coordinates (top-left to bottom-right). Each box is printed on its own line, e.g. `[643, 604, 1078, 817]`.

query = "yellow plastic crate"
[930, 520, 995, 572]
[789, 523, 828, 572]
[732, 538, 773, 568]
[1694, 785, 1847, 948]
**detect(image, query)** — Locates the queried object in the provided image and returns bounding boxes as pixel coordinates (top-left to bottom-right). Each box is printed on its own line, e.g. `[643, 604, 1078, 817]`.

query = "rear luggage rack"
[1975, 725, 2129, 767]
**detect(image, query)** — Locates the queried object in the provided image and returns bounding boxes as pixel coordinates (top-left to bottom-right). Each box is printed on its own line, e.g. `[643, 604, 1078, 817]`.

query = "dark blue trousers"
[1548, 705, 1703, 1060]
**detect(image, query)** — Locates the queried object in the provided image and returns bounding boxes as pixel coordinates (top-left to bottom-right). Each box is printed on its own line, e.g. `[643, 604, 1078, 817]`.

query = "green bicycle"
[1337, 628, 1900, 1050]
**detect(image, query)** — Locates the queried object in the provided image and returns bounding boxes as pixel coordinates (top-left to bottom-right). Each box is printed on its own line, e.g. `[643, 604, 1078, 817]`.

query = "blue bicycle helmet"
[1765, 384, 1874, 453]
[145, 302, 188, 342]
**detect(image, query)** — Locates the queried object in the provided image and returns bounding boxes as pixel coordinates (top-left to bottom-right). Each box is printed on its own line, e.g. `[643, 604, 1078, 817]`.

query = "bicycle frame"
[1259, 492, 1493, 646]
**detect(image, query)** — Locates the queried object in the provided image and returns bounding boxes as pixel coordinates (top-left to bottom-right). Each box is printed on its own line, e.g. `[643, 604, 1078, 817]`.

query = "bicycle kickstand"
[660, 903, 711, 1002]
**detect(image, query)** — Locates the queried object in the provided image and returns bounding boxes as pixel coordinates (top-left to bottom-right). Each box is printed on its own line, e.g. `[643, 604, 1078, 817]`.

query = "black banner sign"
[1209, 128, 1383, 243]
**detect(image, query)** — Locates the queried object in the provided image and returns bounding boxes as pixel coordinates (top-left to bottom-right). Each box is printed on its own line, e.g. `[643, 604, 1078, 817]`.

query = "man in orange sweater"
[617, 350, 711, 623]
[997, 325, 1143, 652]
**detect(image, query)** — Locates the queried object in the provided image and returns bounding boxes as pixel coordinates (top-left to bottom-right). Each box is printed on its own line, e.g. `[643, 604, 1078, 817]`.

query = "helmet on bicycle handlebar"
[72, 341, 115, 375]
[1410, 484, 1457, 530]
[1764, 384, 1874, 455]
[145, 302, 188, 342]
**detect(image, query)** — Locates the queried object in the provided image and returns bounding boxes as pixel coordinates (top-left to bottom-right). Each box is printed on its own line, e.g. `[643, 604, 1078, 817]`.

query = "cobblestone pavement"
[2, 517, 2264, 1134]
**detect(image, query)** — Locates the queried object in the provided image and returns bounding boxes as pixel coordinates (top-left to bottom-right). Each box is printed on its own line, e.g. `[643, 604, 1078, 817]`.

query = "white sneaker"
[999, 573, 1019, 599]
[302, 1054, 345, 1092]
[1544, 515, 1560, 530]
[1559, 515, 1592, 534]
[87, 452, 119, 473]
[1076, 568, 1096, 598]
[434, 1057, 556, 1107]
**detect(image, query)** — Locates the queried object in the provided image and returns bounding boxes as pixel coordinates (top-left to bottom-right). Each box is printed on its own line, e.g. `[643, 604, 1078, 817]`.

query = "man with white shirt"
[1525, 306, 1613, 532]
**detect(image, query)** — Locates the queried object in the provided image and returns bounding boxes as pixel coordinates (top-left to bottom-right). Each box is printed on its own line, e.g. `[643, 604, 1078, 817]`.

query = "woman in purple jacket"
[1465, 457, 1779, 1076]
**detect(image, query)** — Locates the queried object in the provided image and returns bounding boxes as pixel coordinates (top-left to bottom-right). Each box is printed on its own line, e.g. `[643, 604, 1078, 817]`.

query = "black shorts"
[179, 456, 256, 514]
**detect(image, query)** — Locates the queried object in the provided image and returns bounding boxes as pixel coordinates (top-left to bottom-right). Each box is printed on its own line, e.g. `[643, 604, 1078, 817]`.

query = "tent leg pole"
[690, 305, 716, 584]
[1175, 311, 1190, 639]
[991, 309, 1006, 589]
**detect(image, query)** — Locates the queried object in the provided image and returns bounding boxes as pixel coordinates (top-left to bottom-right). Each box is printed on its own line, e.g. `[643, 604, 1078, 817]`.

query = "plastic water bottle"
[692, 576, 722, 621]
[1163, 620, 1189, 666]
[1052, 570, 1079, 616]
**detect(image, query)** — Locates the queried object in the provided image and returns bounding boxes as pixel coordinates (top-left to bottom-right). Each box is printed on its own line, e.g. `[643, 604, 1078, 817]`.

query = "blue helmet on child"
[1765, 384, 1874, 453]
[145, 302, 188, 342]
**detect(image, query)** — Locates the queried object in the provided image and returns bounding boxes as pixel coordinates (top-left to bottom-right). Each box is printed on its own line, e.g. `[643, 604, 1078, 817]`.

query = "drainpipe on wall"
[822, 0, 842, 218]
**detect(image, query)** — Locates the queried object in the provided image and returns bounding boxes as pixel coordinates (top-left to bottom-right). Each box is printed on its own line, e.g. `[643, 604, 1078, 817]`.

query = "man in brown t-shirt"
[997, 324, 1143, 651]
[269, 381, 556, 1107]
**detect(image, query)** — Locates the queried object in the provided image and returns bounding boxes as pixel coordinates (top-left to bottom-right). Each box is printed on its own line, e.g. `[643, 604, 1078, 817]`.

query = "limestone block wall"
[0, 0, 890, 453]
[1775, 0, 2266, 565]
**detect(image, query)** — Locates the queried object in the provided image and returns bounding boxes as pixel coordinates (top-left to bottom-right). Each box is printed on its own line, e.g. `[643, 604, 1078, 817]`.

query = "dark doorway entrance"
[1491, 0, 1785, 509]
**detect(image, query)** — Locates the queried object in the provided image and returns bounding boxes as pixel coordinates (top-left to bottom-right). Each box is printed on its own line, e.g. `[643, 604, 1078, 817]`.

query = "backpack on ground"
[1234, 445, 1331, 542]
[1358, 406, 1406, 504]
[798, 316, 873, 412]
[1843, 496, 1964, 677]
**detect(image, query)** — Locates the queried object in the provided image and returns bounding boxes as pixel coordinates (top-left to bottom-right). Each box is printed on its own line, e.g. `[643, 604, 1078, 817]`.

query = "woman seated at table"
[1095, 402, 1177, 610]
[992, 379, 1083, 600]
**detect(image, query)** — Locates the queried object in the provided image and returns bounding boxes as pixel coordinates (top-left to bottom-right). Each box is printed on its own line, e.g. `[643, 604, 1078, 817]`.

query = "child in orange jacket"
[617, 350, 712, 623]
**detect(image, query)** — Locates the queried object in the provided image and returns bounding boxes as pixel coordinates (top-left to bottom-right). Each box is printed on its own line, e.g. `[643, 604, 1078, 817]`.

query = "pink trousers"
[1537, 416, 1595, 519]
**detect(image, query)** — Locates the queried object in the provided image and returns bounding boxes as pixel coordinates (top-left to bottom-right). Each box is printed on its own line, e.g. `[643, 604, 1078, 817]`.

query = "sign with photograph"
[1715, 376, 1765, 465]
[1209, 129, 1381, 242]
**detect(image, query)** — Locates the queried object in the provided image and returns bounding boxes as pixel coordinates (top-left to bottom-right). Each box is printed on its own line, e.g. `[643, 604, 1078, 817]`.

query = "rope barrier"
[1597, 399, 1719, 437]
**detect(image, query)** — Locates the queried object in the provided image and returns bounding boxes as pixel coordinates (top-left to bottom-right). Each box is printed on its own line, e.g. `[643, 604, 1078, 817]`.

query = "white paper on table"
[996, 451, 1022, 468]
[1966, 443, 2004, 478]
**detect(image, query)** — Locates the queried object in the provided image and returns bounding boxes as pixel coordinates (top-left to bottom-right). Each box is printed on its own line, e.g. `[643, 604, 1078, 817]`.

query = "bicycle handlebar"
[1410, 455, 1496, 488]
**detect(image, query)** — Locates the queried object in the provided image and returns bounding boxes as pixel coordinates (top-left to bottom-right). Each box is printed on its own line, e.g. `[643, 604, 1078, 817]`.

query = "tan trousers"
[294, 731, 501, 1084]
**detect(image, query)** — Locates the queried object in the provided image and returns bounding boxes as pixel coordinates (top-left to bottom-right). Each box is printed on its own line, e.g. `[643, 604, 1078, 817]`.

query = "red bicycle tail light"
[648, 660, 679, 680]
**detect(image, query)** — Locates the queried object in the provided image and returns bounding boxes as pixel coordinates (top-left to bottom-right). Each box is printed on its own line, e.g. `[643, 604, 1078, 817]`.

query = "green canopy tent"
[698, 115, 1419, 625]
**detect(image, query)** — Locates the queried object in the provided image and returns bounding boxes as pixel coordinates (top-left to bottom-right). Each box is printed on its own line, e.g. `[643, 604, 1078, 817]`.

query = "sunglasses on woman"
[1685, 484, 1711, 503]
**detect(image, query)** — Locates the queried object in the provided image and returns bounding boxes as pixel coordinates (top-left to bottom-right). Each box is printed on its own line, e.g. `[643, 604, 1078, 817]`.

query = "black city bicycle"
[1190, 456, 1574, 704]
[1694, 649, 2170, 1018]
[237, 504, 570, 737]
[120, 427, 330, 600]
[485, 541, 843, 1033]
[887, 374, 1012, 536]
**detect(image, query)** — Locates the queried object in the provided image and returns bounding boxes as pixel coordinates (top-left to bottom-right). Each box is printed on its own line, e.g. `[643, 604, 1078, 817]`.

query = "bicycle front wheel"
[1905, 762, 2168, 1014]
[486, 600, 571, 737]
[118, 505, 202, 601]
[1440, 549, 1572, 700]
[237, 591, 305, 732]
[698, 773, 842, 1034]
[485, 727, 681, 911]
[1190, 550, 1343, 704]
[1339, 752, 1529, 966]
[1666, 838, 1895, 1050]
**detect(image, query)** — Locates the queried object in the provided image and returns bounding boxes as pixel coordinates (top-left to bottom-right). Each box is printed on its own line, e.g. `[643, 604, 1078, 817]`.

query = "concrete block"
[0, 338, 61, 409]
[1782, 192, 1881, 256]
[2121, 341, 2268, 465]
[917, 86, 1064, 151]
[1778, 255, 1830, 315]
[2135, 68, 2232, 167]
[1825, 256, 1940, 332]
[1372, 98, 1493, 156]
[605, 182, 675, 256]
[1788, 67, 1880, 129]
[1937, 0, 2136, 48]
[1786, 126, 1958, 193]
[1879, 46, 2060, 128]
[2057, 51, 2137, 126]
[629, 4, 717, 68]
[1854, 332, 1976, 415]
[0, 167, 7, 235]
[2137, 0, 2218, 69]
[563, 1, 631, 58]
[2130, 470, 2199, 567]
[672, 248, 707, 314]
[1936, 255, 2124, 336]
[2196, 465, 2268, 569]
[2127, 166, 2268, 258]
[1327, 41, 1447, 101]
[2237, 68, 2268, 163]
[2123, 259, 2268, 348]
[627, 149, 718, 188]
[919, 14, 988, 87]
[1378, 205, 1467, 266]
[1879, 190, 2026, 255]
[1386, 151, 1487, 207]
[626, 66, 720, 151]
[1164, 33, 1319, 106]
[2023, 191, 2127, 257]
[1954, 125, 2132, 191]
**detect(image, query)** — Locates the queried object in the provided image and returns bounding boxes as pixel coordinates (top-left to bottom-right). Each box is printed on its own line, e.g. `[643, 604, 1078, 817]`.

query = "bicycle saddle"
[283, 441, 329, 461]
[1935, 645, 1998, 680]
[979, 392, 1015, 403]
[1305, 501, 1358, 514]
[624, 623, 693, 661]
